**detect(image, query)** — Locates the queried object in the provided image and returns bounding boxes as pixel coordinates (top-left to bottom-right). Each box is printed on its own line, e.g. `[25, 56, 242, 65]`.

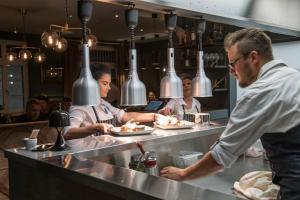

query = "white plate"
[154, 121, 195, 130]
[110, 125, 154, 136]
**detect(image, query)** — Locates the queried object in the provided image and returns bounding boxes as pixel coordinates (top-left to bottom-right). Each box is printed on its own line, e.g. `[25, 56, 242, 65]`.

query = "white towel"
[234, 171, 280, 200]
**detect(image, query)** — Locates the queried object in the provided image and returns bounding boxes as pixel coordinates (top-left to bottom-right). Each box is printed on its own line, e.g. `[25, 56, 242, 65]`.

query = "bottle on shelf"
[184, 49, 191, 67]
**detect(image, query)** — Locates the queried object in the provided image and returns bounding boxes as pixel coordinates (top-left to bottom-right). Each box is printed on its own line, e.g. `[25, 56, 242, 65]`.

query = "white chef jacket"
[161, 98, 201, 120]
[64, 99, 125, 134]
[211, 60, 300, 167]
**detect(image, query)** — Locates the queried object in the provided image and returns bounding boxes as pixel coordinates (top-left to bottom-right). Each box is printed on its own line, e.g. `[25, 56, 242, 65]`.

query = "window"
[0, 40, 28, 114]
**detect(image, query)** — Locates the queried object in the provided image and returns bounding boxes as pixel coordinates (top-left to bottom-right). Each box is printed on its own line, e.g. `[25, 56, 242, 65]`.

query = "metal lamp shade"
[160, 48, 183, 98]
[72, 44, 100, 106]
[192, 51, 212, 97]
[121, 49, 147, 106]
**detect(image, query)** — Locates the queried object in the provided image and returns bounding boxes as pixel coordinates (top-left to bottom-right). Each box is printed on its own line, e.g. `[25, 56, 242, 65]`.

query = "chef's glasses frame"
[228, 52, 251, 69]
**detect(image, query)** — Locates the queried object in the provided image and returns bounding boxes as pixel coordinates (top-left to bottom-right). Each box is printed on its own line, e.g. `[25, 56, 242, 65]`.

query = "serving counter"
[4, 120, 269, 200]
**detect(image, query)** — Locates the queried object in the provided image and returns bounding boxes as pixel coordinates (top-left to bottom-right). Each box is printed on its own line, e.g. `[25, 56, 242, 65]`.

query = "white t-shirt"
[161, 98, 201, 120]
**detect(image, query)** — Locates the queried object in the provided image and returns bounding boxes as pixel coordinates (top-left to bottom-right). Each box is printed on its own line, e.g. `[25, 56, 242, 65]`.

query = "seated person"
[0, 114, 13, 124]
[148, 91, 157, 102]
[36, 94, 51, 120]
[64, 64, 165, 141]
[62, 97, 72, 112]
[15, 99, 44, 123]
[159, 73, 201, 120]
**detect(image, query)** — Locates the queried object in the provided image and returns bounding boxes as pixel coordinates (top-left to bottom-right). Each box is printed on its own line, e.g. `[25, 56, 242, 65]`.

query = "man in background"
[15, 99, 43, 123]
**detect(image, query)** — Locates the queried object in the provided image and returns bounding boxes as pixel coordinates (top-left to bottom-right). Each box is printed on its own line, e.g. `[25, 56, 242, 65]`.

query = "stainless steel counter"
[4, 121, 260, 200]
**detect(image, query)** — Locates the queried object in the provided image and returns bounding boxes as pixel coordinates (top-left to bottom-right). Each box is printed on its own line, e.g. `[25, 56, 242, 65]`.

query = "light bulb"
[19, 49, 32, 62]
[41, 31, 59, 48]
[87, 34, 98, 49]
[54, 37, 68, 53]
[6, 52, 17, 62]
[34, 52, 46, 63]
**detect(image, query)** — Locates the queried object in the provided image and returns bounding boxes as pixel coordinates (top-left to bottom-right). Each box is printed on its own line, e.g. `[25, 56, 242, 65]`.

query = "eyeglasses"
[228, 52, 251, 69]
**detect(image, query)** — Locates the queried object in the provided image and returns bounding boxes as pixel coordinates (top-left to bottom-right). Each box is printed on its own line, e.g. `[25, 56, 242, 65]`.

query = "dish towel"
[234, 171, 280, 200]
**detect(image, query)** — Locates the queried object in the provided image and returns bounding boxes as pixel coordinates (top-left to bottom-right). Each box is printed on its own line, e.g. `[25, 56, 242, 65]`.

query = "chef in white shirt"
[64, 64, 164, 141]
[159, 73, 201, 120]
[160, 28, 300, 200]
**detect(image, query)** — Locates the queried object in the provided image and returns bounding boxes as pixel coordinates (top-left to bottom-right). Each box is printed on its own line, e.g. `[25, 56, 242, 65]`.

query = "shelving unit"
[134, 38, 236, 119]
[174, 43, 235, 119]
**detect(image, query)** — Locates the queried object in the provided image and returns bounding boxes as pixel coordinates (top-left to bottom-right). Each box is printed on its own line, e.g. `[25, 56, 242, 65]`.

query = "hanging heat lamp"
[120, 5, 147, 106]
[192, 18, 212, 97]
[72, 0, 100, 106]
[160, 12, 183, 98]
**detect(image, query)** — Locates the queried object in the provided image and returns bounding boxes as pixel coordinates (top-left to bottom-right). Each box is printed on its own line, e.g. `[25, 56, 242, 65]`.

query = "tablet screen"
[144, 100, 164, 111]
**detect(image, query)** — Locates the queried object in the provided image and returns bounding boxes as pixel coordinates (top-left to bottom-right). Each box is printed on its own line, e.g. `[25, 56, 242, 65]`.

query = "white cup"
[23, 138, 37, 150]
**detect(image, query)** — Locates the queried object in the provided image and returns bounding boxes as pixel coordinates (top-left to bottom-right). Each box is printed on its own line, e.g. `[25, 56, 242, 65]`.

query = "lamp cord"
[168, 31, 173, 48]
[65, 0, 69, 24]
[82, 21, 87, 44]
[21, 9, 27, 45]
[130, 28, 135, 49]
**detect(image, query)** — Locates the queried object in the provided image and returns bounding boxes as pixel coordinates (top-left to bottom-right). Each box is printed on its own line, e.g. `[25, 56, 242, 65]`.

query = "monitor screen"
[144, 100, 164, 111]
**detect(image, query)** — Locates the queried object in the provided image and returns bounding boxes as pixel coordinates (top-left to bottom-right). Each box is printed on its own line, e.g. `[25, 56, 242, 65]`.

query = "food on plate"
[120, 120, 146, 132]
[155, 115, 192, 127]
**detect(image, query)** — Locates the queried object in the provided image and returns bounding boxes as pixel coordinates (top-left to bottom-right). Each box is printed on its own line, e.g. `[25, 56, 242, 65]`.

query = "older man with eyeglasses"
[160, 28, 300, 200]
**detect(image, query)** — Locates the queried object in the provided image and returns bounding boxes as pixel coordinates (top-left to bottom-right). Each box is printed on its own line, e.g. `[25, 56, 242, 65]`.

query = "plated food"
[155, 115, 195, 129]
[120, 121, 146, 132]
[110, 120, 154, 136]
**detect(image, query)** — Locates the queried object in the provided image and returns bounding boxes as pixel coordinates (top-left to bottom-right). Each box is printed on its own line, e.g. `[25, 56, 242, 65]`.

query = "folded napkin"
[234, 171, 280, 200]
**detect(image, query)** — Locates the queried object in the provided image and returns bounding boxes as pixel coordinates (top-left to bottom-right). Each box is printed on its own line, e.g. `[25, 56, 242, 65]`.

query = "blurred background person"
[104, 82, 120, 107]
[0, 114, 13, 124]
[36, 94, 51, 120]
[159, 73, 201, 120]
[62, 97, 72, 112]
[15, 99, 43, 123]
[147, 91, 157, 102]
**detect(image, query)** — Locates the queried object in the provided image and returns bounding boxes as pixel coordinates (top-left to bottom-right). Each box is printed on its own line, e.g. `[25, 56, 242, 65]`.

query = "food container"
[171, 151, 203, 168]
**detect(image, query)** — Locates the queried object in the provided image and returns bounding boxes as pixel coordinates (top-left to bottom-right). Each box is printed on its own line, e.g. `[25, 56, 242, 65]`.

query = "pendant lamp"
[72, 0, 100, 106]
[160, 12, 183, 98]
[120, 6, 147, 106]
[192, 18, 212, 97]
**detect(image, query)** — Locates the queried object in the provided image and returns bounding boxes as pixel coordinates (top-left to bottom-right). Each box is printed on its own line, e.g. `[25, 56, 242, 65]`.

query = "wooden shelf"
[213, 88, 228, 92]
[214, 65, 227, 69]
[175, 43, 224, 49]
[176, 65, 227, 70]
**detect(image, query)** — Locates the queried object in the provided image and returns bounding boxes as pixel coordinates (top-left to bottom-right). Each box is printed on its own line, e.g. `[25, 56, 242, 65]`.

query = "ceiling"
[0, 0, 298, 44]
[0, 0, 167, 42]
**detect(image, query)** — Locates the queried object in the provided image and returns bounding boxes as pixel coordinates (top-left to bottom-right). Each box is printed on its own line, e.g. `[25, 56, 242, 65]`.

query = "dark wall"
[27, 34, 64, 98]
[136, 40, 168, 97]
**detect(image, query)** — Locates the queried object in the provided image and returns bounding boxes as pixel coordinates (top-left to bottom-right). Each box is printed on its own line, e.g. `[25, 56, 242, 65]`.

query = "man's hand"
[160, 166, 186, 181]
